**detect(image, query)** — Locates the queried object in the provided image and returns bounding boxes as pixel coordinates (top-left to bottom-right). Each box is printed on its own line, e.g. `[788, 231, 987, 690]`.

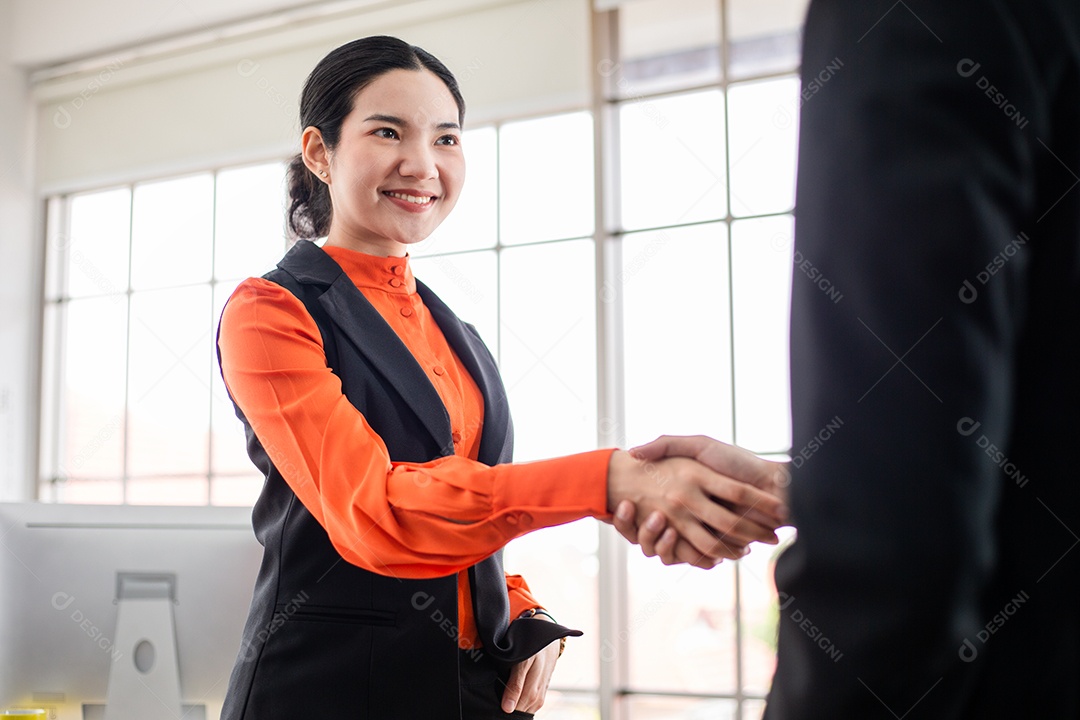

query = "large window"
[38, 1, 807, 717]
[39, 163, 289, 505]
[572, 2, 804, 717]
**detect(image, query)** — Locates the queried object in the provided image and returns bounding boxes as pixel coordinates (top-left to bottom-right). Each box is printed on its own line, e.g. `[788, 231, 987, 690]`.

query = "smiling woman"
[215, 34, 786, 720]
[299, 68, 465, 254]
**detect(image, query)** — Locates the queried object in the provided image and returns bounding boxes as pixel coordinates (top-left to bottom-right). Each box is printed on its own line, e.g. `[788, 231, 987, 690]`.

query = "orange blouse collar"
[322, 244, 417, 295]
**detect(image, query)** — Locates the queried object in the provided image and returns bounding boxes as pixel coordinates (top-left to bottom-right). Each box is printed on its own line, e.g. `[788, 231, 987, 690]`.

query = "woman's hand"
[606, 436, 790, 567]
[610, 500, 722, 568]
[606, 448, 785, 566]
[501, 635, 561, 714]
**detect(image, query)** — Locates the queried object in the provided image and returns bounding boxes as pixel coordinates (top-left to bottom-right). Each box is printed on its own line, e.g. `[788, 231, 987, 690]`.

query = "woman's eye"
[436, 135, 459, 146]
[374, 128, 399, 139]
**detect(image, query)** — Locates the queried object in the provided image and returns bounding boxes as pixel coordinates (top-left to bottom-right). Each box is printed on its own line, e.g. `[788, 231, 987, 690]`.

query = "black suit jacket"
[768, 2, 1080, 718]
[218, 241, 574, 719]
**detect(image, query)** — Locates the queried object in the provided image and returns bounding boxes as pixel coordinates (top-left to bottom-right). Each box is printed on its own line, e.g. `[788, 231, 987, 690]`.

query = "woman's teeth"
[386, 192, 433, 205]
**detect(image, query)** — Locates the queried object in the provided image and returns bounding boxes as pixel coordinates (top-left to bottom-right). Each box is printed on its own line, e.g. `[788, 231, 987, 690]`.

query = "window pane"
[627, 554, 738, 694]
[210, 473, 263, 506]
[131, 174, 214, 290]
[66, 187, 131, 299]
[412, 250, 498, 354]
[739, 526, 797, 696]
[127, 475, 209, 505]
[62, 295, 128, 479]
[127, 285, 212, 477]
[500, 113, 594, 244]
[728, 78, 799, 217]
[616, 0, 721, 96]
[743, 699, 767, 720]
[413, 126, 498, 256]
[728, 0, 807, 78]
[624, 697, 738, 720]
[214, 162, 288, 281]
[505, 519, 599, 689]
[619, 90, 727, 231]
[500, 240, 597, 461]
[731, 217, 792, 453]
[50, 478, 124, 504]
[211, 279, 258, 476]
[536, 691, 599, 719]
[621, 225, 733, 447]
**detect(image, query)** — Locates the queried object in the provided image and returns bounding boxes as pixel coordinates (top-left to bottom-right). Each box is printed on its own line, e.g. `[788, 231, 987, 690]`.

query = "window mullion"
[121, 185, 135, 503]
[592, 7, 629, 720]
[719, 0, 748, 713]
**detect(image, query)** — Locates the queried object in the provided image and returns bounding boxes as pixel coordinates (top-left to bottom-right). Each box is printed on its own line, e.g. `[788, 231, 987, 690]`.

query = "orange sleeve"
[218, 277, 613, 579]
[506, 573, 541, 619]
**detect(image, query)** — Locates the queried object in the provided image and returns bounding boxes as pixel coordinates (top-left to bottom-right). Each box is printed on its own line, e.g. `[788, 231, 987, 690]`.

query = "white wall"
[10, 0, 315, 68]
[34, 0, 591, 192]
[0, 0, 41, 499]
[0, 0, 592, 498]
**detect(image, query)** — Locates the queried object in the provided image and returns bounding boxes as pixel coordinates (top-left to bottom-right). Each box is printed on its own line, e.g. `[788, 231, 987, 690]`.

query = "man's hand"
[608, 436, 790, 567]
[501, 633, 560, 714]
[606, 445, 787, 567]
[632, 435, 790, 524]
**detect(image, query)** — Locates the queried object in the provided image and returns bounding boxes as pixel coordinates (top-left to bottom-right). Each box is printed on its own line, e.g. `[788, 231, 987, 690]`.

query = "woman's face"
[321, 68, 464, 255]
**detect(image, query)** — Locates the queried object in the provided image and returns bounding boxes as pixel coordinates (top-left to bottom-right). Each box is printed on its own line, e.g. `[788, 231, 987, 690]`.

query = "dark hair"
[286, 36, 466, 239]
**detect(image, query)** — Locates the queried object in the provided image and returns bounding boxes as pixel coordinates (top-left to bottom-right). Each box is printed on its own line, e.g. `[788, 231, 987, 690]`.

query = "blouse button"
[400, 306, 414, 318]
[391, 265, 404, 276]
[433, 365, 446, 376]
[389, 278, 404, 288]
[451, 430, 463, 444]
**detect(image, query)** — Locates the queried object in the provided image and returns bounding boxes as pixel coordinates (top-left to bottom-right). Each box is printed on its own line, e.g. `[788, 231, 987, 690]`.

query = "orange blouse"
[218, 244, 612, 649]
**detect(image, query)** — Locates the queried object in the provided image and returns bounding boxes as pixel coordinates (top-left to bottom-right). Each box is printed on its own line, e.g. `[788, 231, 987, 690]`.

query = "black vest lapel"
[417, 280, 513, 467]
[271, 242, 580, 667]
[416, 281, 582, 663]
[277, 241, 453, 454]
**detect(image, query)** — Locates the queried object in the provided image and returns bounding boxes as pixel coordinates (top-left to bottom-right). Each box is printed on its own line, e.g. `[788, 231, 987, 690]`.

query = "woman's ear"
[301, 126, 330, 179]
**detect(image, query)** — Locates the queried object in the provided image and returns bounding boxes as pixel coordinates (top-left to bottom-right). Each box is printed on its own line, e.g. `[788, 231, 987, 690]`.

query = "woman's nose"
[397, 141, 438, 180]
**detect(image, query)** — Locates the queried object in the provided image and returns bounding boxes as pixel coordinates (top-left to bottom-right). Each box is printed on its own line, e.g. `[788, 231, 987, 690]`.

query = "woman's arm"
[220, 279, 785, 577]
[219, 277, 613, 578]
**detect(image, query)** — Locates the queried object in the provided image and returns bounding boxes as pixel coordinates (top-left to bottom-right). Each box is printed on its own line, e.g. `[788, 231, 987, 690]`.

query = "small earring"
[319, 170, 328, 178]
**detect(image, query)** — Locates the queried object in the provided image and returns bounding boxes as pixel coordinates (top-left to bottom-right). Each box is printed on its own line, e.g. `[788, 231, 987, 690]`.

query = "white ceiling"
[9, 0, 361, 68]
[12, 0, 807, 71]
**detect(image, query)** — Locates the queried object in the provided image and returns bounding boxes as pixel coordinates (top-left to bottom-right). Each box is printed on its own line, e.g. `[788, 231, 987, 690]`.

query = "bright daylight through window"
[38, 1, 808, 717]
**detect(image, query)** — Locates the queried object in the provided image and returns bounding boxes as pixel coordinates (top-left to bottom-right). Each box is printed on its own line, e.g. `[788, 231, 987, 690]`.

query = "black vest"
[218, 241, 576, 719]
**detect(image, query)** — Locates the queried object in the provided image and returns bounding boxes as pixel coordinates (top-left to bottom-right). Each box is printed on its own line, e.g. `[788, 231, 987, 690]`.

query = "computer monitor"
[0, 502, 262, 720]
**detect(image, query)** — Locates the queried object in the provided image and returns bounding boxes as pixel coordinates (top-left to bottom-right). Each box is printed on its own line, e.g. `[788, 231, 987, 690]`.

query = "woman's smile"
[383, 189, 438, 211]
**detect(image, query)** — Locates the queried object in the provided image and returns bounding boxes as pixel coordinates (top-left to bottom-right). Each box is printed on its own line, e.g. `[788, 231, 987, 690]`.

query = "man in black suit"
[634, 2, 1080, 716]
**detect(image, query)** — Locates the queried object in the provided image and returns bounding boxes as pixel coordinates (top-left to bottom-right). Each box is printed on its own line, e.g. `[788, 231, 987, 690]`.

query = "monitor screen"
[0, 503, 261, 720]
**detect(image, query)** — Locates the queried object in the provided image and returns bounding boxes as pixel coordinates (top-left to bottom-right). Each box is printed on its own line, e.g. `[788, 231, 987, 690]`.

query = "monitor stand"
[100, 573, 183, 720]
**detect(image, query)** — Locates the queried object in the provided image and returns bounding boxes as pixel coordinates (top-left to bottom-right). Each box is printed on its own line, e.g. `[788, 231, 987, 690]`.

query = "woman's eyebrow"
[363, 113, 460, 131]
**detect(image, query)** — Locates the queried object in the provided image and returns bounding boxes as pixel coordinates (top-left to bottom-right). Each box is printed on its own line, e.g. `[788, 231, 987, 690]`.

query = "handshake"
[606, 435, 790, 568]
